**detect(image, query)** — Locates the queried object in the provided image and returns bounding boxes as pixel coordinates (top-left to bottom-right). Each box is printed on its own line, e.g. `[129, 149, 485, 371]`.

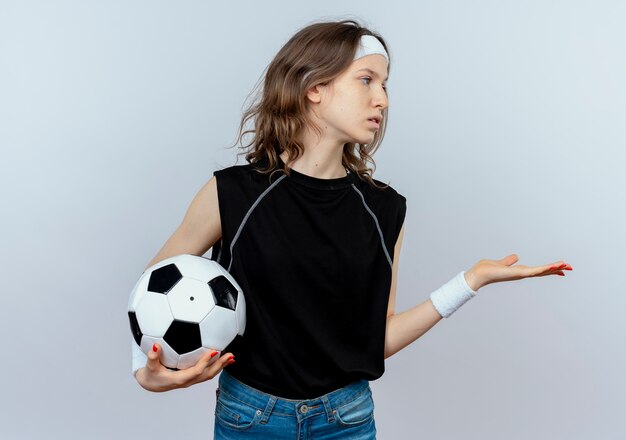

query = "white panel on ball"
[128, 272, 150, 312]
[140, 336, 178, 369]
[177, 347, 218, 370]
[235, 293, 246, 336]
[167, 277, 215, 323]
[135, 292, 174, 337]
[175, 254, 223, 281]
[199, 307, 239, 351]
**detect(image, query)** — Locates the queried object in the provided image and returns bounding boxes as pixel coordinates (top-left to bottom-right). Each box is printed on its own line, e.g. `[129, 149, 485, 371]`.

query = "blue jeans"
[214, 370, 377, 439]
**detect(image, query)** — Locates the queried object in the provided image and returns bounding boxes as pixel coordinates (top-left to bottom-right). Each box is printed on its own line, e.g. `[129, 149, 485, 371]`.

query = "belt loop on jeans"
[321, 395, 335, 423]
[260, 395, 277, 425]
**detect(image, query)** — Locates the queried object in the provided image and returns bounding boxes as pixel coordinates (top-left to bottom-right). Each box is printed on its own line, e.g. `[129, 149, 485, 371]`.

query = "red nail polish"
[210, 351, 218, 358]
[152, 344, 157, 352]
[228, 356, 235, 361]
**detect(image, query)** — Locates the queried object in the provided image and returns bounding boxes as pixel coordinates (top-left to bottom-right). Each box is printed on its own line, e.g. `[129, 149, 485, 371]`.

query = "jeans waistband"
[217, 370, 370, 419]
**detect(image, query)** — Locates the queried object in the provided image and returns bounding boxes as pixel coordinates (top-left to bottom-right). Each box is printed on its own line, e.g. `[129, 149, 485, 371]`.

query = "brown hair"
[230, 18, 391, 189]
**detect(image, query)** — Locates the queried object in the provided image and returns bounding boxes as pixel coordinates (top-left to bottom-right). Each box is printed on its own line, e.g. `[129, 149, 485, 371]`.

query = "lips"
[368, 116, 382, 124]
[367, 117, 381, 129]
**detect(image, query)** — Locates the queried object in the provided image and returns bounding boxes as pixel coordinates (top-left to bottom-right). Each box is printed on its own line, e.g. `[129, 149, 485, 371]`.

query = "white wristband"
[131, 339, 148, 377]
[430, 271, 477, 318]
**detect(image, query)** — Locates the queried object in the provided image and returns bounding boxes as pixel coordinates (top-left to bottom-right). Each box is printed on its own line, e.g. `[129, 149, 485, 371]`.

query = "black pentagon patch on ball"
[148, 263, 182, 294]
[208, 275, 238, 311]
[163, 320, 202, 354]
[128, 311, 143, 346]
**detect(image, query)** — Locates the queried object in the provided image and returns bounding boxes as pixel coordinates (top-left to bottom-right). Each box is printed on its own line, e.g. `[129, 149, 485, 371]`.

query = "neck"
[280, 127, 347, 179]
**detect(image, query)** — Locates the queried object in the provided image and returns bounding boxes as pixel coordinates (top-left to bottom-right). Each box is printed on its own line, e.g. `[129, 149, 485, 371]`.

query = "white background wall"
[1, 0, 624, 438]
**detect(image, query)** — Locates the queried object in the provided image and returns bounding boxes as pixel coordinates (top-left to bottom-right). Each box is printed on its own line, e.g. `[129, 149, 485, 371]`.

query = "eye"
[360, 76, 372, 85]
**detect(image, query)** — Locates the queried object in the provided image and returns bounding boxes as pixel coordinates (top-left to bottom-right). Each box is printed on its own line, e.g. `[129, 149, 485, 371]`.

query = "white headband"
[353, 35, 388, 61]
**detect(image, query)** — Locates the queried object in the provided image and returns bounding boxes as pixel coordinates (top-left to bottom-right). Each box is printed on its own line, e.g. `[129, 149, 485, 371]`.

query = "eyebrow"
[356, 68, 388, 82]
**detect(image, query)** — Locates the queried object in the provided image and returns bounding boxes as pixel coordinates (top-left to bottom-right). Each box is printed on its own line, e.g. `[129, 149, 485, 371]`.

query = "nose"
[373, 86, 388, 110]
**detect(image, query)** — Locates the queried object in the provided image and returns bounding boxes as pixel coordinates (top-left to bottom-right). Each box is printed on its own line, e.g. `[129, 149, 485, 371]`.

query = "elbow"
[383, 314, 396, 360]
[383, 344, 398, 360]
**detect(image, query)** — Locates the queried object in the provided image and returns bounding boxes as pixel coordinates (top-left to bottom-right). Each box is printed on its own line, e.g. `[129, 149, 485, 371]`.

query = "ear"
[305, 83, 325, 104]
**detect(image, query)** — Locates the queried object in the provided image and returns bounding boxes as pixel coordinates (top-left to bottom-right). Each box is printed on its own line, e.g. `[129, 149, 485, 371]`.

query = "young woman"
[131, 19, 572, 439]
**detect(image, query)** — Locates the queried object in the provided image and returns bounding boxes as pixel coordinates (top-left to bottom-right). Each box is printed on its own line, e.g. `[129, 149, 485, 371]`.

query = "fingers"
[146, 343, 163, 371]
[205, 352, 235, 378]
[535, 261, 573, 277]
[165, 350, 215, 387]
[496, 254, 519, 266]
[180, 351, 235, 387]
[223, 353, 236, 367]
[507, 254, 519, 265]
[208, 352, 236, 374]
[194, 349, 220, 372]
[548, 262, 573, 272]
[503, 255, 573, 274]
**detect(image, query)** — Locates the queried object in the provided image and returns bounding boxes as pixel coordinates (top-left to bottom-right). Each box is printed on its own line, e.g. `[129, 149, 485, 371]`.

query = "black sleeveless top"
[210, 156, 406, 399]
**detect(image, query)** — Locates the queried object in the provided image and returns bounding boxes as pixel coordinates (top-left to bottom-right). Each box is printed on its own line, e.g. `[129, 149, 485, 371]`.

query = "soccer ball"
[128, 254, 246, 370]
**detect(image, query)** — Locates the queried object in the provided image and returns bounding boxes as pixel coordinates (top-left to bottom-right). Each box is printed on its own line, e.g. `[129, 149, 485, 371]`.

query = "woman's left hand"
[464, 254, 573, 292]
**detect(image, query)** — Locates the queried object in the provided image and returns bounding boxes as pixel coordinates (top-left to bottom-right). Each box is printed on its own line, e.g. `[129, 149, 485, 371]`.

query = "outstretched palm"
[466, 254, 573, 291]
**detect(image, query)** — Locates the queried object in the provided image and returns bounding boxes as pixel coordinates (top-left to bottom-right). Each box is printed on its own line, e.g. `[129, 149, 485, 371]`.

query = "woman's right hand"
[135, 343, 235, 392]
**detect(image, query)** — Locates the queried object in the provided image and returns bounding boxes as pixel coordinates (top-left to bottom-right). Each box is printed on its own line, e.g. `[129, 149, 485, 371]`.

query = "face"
[309, 54, 389, 145]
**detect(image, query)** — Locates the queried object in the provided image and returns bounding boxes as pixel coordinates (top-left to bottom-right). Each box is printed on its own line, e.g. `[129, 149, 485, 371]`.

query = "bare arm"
[144, 175, 222, 271]
[135, 175, 235, 392]
[383, 224, 572, 359]
[384, 300, 443, 359]
[383, 223, 444, 359]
